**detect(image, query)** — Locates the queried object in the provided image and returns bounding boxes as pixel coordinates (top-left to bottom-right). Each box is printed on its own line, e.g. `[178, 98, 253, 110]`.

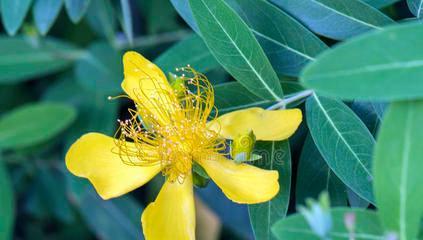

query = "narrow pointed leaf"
[306, 94, 375, 204]
[1, 0, 32, 35]
[270, 0, 394, 40]
[225, 0, 328, 76]
[301, 22, 423, 101]
[119, 0, 133, 45]
[189, 0, 283, 100]
[249, 141, 291, 240]
[33, 0, 63, 35]
[172, 0, 328, 76]
[65, 0, 91, 23]
[374, 100, 423, 240]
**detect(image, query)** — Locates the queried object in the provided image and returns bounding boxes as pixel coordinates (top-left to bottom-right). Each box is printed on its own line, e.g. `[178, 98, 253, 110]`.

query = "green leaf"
[170, 0, 199, 32]
[65, 95, 117, 146]
[301, 22, 423, 101]
[0, 0, 32, 35]
[346, 188, 370, 208]
[172, 0, 327, 77]
[75, 42, 122, 94]
[0, 36, 80, 84]
[248, 141, 291, 240]
[86, 0, 116, 43]
[350, 101, 387, 135]
[306, 94, 375, 204]
[65, 0, 91, 23]
[272, 208, 384, 240]
[155, 34, 220, 74]
[0, 160, 14, 240]
[119, 0, 133, 45]
[214, 80, 303, 114]
[192, 162, 209, 179]
[140, 0, 180, 34]
[33, 0, 63, 35]
[296, 134, 347, 207]
[226, 0, 328, 76]
[374, 100, 423, 240]
[68, 178, 143, 240]
[26, 166, 74, 222]
[189, 0, 283, 100]
[363, 0, 400, 8]
[270, 0, 394, 40]
[407, 0, 423, 18]
[0, 103, 76, 150]
[215, 81, 270, 113]
[42, 76, 118, 146]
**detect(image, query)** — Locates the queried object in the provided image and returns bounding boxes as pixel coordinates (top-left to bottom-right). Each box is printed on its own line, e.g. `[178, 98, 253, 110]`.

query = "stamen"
[114, 65, 226, 182]
[107, 94, 128, 101]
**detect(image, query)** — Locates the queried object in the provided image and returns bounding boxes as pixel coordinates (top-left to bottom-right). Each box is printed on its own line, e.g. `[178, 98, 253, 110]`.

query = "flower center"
[156, 119, 219, 181]
[115, 66, 225, 182]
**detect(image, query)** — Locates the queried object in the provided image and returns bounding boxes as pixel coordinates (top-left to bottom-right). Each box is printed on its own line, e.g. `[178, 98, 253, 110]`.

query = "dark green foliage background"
[0, 0, 422, 240]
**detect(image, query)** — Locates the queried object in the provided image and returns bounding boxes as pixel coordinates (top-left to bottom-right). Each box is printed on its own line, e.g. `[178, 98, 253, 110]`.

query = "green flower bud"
[168, 73, 185, 97]
[231, 130, 256, 164]
[192, 162, 210, 188]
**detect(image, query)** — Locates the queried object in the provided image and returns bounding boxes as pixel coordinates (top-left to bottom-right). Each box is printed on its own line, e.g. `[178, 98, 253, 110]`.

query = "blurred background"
[0, 0, 415, 240]
[0, 0, 256, 239]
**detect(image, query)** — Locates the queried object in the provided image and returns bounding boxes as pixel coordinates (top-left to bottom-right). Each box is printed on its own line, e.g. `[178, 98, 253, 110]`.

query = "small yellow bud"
[231, 130, 256, 163]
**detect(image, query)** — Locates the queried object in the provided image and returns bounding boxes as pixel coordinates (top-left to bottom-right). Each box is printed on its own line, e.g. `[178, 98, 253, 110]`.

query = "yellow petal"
[208, 107, 302, 141]
[121, 51, 178, 125]
[142, 175, 195, 240]
[196, 153, 279, 204]
[66, 132, 161, 200]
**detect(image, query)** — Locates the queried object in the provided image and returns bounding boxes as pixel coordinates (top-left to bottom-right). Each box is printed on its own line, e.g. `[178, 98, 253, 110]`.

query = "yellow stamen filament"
[114, 66, 226, 182]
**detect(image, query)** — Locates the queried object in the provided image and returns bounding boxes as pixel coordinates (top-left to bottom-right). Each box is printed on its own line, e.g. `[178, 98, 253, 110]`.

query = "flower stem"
[267, 90, 314, 110]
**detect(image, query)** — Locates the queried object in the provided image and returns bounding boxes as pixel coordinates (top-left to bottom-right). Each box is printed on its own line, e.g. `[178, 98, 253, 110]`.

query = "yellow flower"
[65, 51, 302, 240]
